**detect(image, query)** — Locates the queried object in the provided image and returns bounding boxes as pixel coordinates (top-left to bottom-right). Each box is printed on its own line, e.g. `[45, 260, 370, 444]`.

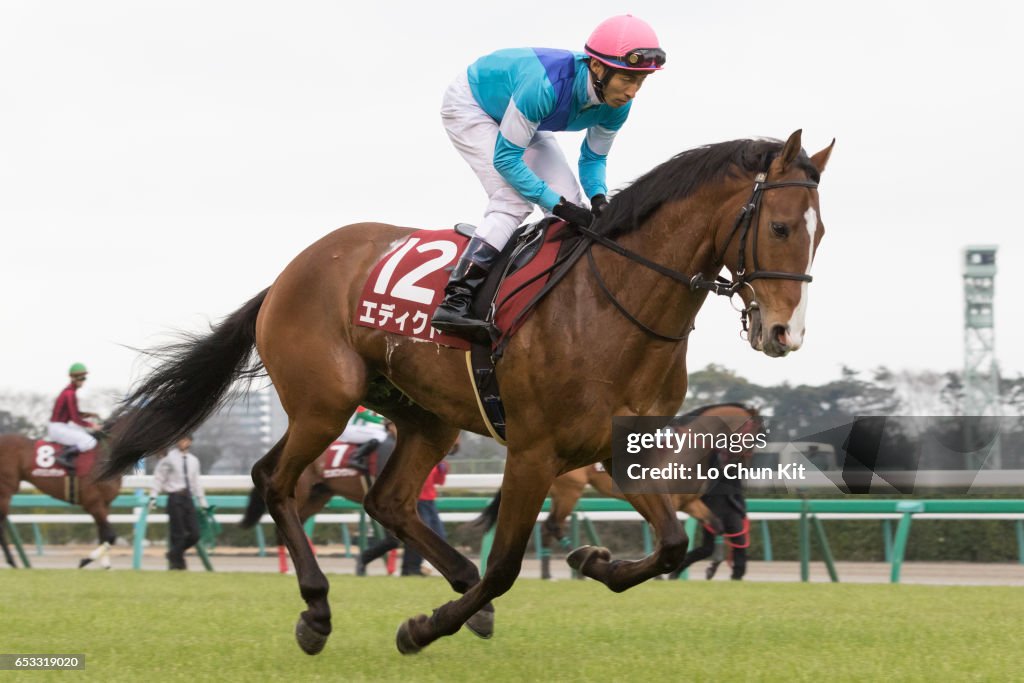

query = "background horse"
[0, 433, 120, 568]
[464, 403, 762, 579]
[101, 130, 832, 655]
[239, 448, 371, 531]
[239, 442, 381, 568]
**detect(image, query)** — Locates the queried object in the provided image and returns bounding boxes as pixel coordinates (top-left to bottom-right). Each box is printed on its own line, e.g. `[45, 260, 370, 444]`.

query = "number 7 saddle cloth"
[315, 441, 379, 479]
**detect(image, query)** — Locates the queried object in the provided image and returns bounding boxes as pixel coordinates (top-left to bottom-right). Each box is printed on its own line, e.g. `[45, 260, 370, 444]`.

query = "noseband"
[710, 173, 819, 339]
[576, 172, 819, 342]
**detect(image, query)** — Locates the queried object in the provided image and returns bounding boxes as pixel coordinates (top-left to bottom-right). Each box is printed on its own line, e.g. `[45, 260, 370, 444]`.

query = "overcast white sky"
[2, 0, 1022, 402]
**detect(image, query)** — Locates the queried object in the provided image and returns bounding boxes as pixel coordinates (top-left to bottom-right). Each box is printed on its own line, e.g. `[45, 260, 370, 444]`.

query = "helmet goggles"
[585, 45, 666, 70]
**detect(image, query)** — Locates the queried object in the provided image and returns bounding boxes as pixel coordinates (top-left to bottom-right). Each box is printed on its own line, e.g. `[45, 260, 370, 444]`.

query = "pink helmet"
[585, 14, 666, 71]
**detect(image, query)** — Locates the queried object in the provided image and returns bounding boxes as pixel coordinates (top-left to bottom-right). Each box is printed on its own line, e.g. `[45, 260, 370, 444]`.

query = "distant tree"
[0, 409, 35, 435]
[0, 391, 50, 437]
[685, 364, 765, 407]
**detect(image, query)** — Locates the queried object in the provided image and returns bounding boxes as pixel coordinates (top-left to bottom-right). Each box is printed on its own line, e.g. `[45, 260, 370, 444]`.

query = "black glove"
[552, 197, 594, 227]
[590, 194, 609, 218]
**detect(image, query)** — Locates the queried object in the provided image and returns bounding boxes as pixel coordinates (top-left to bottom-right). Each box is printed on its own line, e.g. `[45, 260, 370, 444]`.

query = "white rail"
[19, 470, 1024, 494]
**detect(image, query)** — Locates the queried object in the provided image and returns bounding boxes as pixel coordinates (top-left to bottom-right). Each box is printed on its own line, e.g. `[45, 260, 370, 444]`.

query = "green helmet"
[68, 362, 88, 376]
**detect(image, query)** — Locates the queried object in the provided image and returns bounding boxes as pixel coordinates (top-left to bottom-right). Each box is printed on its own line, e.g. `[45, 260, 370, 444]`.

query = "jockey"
[339, 407, 388, 473]
[48, 363, 101, 470]
[431, 14, 666, 342]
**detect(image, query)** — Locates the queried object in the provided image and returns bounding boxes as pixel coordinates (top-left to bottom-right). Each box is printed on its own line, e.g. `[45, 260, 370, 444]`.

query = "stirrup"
[432, 317, 493, 344]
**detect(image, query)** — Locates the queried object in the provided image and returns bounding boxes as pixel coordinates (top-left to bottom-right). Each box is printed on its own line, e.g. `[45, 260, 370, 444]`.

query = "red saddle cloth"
[354, 224, 566, 348]
[316, 440, 378, 479]
[31, 440, 97, 478]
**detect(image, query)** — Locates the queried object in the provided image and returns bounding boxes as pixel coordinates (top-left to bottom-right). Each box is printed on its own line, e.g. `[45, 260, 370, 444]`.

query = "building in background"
[196, 386, 286, 474]
[961, 245, 1001, 469]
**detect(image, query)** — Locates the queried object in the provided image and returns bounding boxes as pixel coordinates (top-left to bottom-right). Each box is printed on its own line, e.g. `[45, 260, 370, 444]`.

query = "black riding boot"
[346, 439, 379, 474]
[430, 237, 501, 342]
[55, 445, 80, 471]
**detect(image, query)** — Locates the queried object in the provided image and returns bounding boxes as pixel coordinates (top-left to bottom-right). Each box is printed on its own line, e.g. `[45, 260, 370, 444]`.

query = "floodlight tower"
[962, 245, 1001, 468]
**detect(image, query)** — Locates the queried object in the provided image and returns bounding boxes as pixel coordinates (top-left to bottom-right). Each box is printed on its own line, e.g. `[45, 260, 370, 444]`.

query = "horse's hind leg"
[253, 410, 351, 656]
[395, 449, 559, 654]
[364, 413, 480, 595]
[567, 492, 688, 592]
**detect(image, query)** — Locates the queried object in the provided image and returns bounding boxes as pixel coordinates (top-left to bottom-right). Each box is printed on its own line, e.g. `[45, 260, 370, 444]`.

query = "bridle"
[487, 168, 819, 358]
[576, 171, 819, 342]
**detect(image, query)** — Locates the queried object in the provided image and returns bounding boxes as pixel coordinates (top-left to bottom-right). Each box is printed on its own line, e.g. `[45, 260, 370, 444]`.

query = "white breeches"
[441, 71, 585, 251]
[338, 422, 387, 445]
[47, 422, 98, 451]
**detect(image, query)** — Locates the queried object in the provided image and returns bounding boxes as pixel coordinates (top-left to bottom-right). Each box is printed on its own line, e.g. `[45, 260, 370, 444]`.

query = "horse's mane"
[593, 138, 821, 239]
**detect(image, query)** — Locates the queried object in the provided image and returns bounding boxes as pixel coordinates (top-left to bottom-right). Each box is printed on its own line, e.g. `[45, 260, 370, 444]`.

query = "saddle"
[355, 218, 580, 442]
[31, 441, 97, 478]
[32, 440, 98, 504]
[460, 218, 578, 442]
[460, 217, 563, 340]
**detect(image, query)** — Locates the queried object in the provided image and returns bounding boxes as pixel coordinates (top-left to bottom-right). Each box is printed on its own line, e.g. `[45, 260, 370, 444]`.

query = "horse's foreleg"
[567, 492, 688, 592]
[395, 455, 558, 654]
[0, 512, 16, 568]
[540, 500, 573, 580]
[80, 540, 112, 569]
[80, 501, 117, 569]
[254, 425, 339, 656]
[97, 519, 115, 569]
[539, 516, 558, 580]
[681, 496, 722, 535]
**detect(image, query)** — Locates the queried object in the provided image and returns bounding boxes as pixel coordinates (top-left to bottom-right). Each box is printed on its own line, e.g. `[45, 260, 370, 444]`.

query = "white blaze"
[785, 207, 817, 347]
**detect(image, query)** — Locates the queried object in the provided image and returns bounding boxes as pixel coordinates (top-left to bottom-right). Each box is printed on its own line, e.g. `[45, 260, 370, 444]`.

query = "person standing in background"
[149, 435, 209, 570]
[356, 432, 454, 576]
[400, 457, 450, 575]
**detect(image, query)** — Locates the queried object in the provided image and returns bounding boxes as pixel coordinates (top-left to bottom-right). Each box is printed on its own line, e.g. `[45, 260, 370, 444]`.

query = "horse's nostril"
[771, 324, 789, 346]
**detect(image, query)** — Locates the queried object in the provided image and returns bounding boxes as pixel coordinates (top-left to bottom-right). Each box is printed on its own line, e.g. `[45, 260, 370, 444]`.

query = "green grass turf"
[1, 571, 1021, 682]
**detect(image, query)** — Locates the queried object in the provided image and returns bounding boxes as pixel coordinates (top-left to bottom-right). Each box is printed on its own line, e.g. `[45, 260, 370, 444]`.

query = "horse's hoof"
[78, 558, 92, 569]
[295, 618, 328, 655]
[395, 618, 424, 655]
[465, 603, 495, 640]
[566, 545, 611, 572]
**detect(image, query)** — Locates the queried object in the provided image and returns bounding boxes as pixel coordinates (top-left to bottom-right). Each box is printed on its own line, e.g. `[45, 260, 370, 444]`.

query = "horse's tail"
[239, 488, 268, 529]
[98, 288, 269, 479]
[456, 490, 502, 539]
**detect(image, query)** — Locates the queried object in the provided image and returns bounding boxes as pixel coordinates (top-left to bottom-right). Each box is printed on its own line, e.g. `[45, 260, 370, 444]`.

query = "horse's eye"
[770, 222, 789, 238]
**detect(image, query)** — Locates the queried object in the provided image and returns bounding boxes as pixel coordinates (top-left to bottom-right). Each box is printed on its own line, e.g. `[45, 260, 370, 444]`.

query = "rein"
[490, 172, 819, 356]
[578, 172, 819, 341]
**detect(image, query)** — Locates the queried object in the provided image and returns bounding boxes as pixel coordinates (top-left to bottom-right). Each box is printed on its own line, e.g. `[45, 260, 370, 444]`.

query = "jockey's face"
[591, 61, 650, 108]
[70, 373, 87, 387]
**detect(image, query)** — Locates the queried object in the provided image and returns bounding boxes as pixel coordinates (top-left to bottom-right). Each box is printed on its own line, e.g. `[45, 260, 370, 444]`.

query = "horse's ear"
[809, 138, 836, 175]
[778, 129, 803, 171]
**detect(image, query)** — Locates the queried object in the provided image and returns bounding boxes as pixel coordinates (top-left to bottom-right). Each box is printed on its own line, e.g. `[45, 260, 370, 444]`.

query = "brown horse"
[101, 131, 832, 655]
[0, 433, 121, 568]
[239, 442, 373, 529]
[464, 403, 763, 579]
